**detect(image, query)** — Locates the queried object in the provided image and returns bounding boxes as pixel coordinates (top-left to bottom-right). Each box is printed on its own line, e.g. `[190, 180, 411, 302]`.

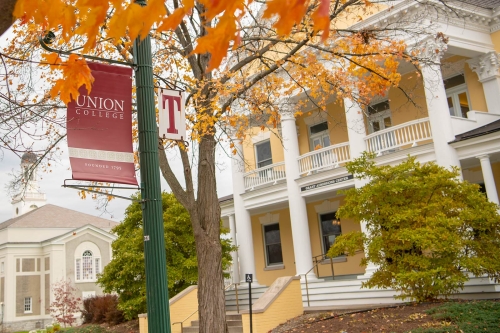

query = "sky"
[0, 143, 234, 223]
[0, 28, 234, 224]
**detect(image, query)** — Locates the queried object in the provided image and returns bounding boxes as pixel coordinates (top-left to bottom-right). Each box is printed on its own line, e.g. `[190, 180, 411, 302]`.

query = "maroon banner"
[67, 62, 137, 185]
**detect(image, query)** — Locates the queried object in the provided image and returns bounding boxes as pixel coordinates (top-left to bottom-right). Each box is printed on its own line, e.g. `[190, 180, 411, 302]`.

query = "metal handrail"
[300, 253, 336, 308]
[172, 282, 238, 330]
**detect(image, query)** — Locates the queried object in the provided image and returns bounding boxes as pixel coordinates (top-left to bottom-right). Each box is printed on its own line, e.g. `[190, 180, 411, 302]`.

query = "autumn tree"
[50, 279, 81, 328]
[98, 191, 236, 320]
[0, 0, 470, 331]
[328, 153, 500, 302]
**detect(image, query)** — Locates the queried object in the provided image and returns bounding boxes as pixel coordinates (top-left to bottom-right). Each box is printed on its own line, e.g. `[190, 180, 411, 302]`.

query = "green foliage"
[98, 192, 236, 320]
[411, 301, 500, 333]
[328, 153, 500, 302]
[61, 326, 109, 333]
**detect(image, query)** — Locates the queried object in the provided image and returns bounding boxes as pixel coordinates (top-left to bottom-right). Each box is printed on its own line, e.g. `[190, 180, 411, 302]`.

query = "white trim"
[314, 200, 340, 214]
[259, 213, 280, 225]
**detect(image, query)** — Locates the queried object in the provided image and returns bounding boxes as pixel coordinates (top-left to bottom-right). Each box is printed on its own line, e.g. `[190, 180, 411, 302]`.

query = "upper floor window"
[367, 100, 392, 133]
[319, 212, 342, 255]
[309, 121, 330, 150]
[263, 223, 283, 266]
[255, 140, 272, 169]
[76, 250, 101, 282]
[444, 75, 470, 118]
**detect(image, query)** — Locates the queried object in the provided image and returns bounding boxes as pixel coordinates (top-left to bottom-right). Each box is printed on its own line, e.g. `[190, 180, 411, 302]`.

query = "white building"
[0, 153, 118, 332]
[220, 0, 500, 305]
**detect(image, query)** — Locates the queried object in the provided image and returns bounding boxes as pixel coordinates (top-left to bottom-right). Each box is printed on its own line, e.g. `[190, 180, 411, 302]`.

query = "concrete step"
[225, 285, 267, 312]
[182, 314, 243, 333]
[300, 276, 500, 308]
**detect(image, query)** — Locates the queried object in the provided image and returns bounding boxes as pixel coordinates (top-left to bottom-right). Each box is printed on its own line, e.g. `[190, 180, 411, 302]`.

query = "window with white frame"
[24, 297, 32, 313]
[444, 75, 470, 118]
[76, 250, 101, 282]
[367, 100, 392, 133]
[309, 121, 330, 150]
[263, 223, 283, 266]
[319, 212, 342, 255]
[255, 140, 272, 168]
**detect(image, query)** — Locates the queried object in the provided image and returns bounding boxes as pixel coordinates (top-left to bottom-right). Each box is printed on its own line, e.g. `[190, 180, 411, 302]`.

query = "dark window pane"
[256, 141, 272, 168]
[257, 159, 273, 169]
[267, 244, 283, 264]
[323, 234, 338, 253]
[320, 212, 341, 255]
[444, 75, 465, 89]
[264, 223, 283, 265]
[264, 229, 281, 244]
[310, 122, 328, 134]
[368, 101, 390, 115]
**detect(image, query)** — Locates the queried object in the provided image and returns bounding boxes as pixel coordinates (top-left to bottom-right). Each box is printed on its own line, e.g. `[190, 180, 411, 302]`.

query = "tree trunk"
[193, 135, 228, 333]
[0, 0, 16, 37]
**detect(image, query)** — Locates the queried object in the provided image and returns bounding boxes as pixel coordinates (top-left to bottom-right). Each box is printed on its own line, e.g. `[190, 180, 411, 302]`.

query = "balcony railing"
[243, 162, 286, 190]
[365, 118, 432, 155]
[298, 142, 351, 175]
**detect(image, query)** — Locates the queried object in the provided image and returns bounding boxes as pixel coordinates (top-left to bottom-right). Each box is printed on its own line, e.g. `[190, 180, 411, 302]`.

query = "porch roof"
[450, 119, 500, 143]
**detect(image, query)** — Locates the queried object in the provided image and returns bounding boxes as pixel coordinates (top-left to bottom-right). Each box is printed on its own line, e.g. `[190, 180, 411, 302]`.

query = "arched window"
[75, 249, 101, 282]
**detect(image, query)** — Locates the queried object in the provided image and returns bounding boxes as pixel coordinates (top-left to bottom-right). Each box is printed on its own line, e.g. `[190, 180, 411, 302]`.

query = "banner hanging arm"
[39, 35, 137, 68]
[62, 179, 142, 202]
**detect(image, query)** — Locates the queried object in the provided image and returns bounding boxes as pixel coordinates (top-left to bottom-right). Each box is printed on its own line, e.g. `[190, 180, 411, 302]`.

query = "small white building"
[0, 153, 118, 332]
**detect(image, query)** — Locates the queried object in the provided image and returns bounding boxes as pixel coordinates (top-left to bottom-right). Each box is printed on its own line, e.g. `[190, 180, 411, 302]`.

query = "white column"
[231, 138, 259, 284]
[344, 97, 377, 277]
[477, 155, 499, 205]
[467, 52, 500, 115]
[228, 214, 240, 283]
[280, 107, 315, 278]
[420, 37, 462, 173]
[344, 97, 367, 159]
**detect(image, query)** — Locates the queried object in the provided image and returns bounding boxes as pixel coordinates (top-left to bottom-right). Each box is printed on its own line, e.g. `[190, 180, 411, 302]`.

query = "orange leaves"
[41, 53, 94, 105]
[14, 0, 336, 71]
[263, 0, 308, 36]
[312, 0, 330, 41]
[193, 14, 237, 71]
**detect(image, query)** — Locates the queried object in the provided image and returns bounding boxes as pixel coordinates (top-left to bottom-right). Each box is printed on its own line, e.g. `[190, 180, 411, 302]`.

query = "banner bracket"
[62, 180, 141, 202]
[39, 35, 137, 68]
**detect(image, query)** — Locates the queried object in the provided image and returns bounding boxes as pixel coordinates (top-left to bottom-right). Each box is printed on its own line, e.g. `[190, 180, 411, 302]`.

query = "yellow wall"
[295, 102, 349, 156]
[251, 208, 296, 286]
[491, 31, 500, 53]
[241, 278, 303, 333]
[462, 162, 500, 203]
[387, 70, 429, 128]
[306, 197, 365, 277]
[242, 127, 283, 172]
[440, 56, 487, 112]
[139, 286, 199, 333]
[251, 196, 365, 286]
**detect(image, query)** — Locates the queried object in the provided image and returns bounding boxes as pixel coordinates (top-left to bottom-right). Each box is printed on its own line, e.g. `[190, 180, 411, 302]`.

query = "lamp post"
[134, 1, 171, 332]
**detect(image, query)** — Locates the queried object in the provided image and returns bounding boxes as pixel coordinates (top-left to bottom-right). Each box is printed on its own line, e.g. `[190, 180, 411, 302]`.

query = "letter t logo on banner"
[158, 89, 186, 141]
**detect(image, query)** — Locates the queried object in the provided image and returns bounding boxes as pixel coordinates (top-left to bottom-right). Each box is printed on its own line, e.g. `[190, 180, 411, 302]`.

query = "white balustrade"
[298, 142, 351, 175]
[243, 162, 286, 190]
[364, 118, 432, 155]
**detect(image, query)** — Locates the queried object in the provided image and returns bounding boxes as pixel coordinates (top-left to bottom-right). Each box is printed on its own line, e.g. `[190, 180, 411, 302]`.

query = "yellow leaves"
[41, 53, 94, 105]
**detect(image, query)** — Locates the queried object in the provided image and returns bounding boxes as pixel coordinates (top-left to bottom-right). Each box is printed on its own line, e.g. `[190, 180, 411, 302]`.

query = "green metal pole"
[133, 2, 171, 331]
